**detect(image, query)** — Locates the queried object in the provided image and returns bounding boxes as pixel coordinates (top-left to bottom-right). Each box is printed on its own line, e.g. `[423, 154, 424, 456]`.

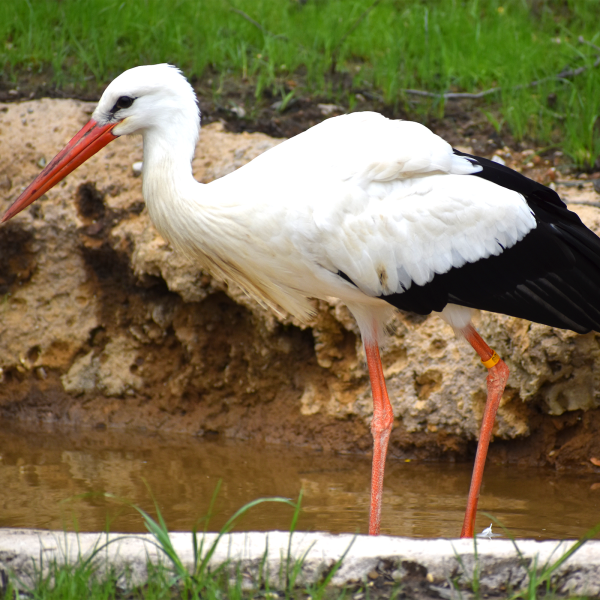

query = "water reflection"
[0, 421, 598, 539]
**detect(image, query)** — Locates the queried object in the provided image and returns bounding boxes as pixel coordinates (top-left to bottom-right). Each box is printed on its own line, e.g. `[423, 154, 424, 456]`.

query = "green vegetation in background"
[1, 0, 599, 168]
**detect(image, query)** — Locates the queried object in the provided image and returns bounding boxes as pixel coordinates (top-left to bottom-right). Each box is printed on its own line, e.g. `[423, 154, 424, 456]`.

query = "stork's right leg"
[364, 340, 394, 536]
[460, 324, 510, 538]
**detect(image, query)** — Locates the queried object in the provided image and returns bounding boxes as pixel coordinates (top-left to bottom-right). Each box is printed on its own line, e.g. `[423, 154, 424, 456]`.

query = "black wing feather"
[376, 150, 600, 334]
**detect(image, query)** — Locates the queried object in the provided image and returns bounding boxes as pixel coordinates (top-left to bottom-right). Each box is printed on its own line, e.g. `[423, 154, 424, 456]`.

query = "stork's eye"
[112, 96, 135, 112]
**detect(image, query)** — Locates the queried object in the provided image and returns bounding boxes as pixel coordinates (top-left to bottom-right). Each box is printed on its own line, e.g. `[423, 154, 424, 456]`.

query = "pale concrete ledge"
[0, 529, 598, 596]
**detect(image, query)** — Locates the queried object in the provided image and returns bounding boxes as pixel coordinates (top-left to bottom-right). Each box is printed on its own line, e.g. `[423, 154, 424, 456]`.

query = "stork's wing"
[376, 152, 600, 333]
[256, 113, 534, 294]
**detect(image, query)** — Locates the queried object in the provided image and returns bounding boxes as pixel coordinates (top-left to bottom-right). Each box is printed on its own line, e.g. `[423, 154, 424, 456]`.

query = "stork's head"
[2, 64, 199, 223]
[93, 64, 200, 137]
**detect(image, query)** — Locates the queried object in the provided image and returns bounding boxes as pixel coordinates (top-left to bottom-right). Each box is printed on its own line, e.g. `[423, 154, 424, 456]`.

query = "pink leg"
[364, 340, 394, 536]
[460, 324, 510, 538]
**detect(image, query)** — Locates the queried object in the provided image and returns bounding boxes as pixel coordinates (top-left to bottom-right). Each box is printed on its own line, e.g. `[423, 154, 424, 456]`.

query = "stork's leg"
[364, 340, 394, 535]
[460, 324, 510, 538]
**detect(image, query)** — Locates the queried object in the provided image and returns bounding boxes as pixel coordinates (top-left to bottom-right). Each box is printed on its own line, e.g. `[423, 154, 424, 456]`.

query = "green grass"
[448, 513, 600, 600]
[1, 0, 599, 167]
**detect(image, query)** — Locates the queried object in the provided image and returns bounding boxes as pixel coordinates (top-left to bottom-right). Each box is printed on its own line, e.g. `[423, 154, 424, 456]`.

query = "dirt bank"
[1, 98, 600, 469]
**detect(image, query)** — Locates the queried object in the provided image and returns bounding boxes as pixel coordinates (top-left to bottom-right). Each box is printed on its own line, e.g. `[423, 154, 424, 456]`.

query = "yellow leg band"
[482, 351, 500, 369]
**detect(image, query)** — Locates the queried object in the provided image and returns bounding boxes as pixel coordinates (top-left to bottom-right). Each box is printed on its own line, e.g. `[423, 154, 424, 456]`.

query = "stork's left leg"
[460, 324, 510, 538]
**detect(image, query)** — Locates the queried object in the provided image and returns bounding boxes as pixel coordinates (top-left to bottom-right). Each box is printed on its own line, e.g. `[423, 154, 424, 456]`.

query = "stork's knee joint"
[371, 411, 394, 437]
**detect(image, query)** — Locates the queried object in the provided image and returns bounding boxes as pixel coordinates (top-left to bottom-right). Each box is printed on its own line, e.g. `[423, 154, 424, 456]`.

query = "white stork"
[4, 64, 600, 538]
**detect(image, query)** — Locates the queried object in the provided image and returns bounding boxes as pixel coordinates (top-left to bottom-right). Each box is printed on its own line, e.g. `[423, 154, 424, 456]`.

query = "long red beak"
[2, 119, 119, 223]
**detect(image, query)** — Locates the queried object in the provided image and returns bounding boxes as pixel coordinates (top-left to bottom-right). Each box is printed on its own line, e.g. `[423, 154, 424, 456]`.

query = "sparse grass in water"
[0, 0, 599, 168]
[449, 513, 600, 600]
[0, 486, 359, 600]
[1, 495, 598, 599]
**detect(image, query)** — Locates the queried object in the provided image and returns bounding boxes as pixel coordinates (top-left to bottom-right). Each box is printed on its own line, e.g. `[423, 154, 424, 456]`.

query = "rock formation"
[2, 99, 600, 466]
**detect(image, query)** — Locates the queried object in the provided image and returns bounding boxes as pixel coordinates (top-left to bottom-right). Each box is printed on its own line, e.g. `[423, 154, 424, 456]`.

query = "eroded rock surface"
[1, 99, 600, 466]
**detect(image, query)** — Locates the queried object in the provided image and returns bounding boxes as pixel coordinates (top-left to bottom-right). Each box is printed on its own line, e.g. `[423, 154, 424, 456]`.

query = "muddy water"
[0, 422, 598, 539]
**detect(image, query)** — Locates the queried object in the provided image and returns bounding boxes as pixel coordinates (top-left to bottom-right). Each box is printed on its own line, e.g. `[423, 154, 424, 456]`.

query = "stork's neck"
[140, 122, 205, 236]
[142, 122, 198, 189]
